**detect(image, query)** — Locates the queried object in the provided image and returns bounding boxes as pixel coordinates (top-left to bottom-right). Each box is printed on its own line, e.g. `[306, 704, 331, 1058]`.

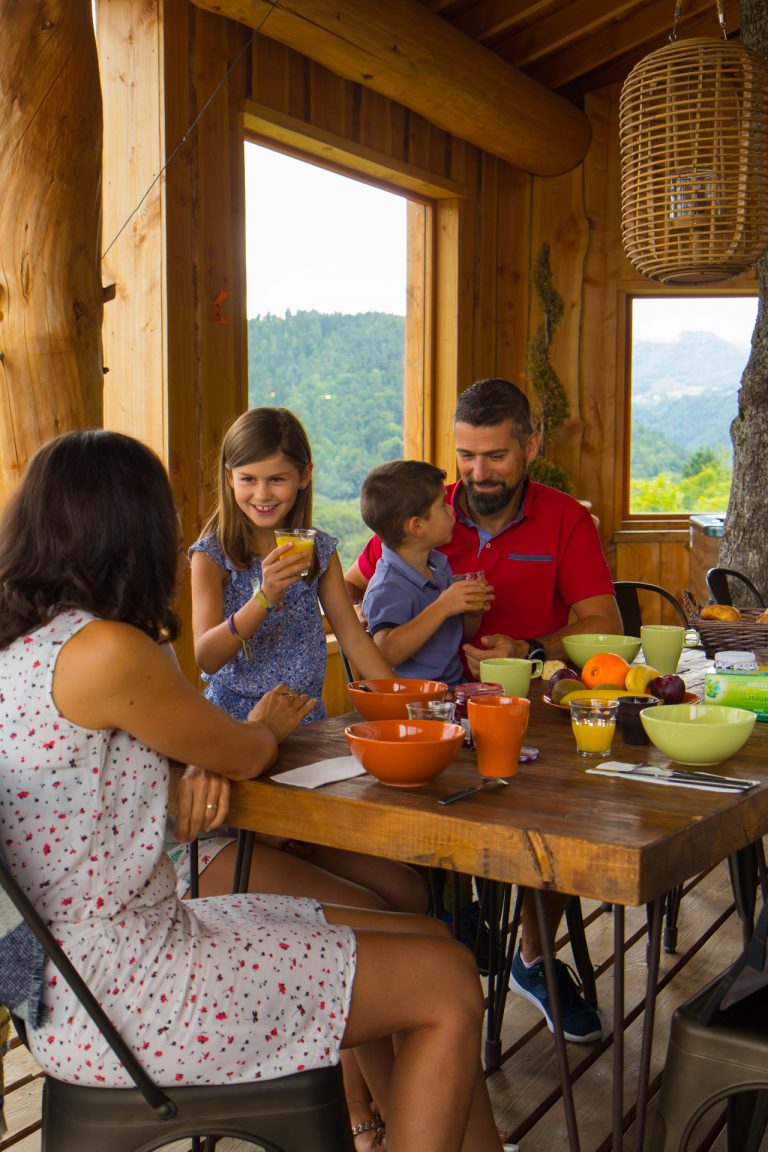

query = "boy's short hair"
[361, 460, 447, 548]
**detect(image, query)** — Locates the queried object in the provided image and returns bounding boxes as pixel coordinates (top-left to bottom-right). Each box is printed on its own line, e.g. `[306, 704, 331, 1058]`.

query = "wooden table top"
[227, 660, 768, 908]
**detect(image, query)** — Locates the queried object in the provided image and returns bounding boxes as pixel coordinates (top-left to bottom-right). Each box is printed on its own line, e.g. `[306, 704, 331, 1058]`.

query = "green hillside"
[247, 311, 404, 565]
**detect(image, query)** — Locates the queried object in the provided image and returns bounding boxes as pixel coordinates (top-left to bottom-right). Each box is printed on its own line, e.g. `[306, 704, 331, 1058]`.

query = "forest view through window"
[245, 143, 407, 569]
[629, 296, 758, 514]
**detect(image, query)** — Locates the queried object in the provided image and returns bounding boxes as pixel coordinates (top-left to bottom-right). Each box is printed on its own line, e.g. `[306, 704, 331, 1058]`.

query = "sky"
[245, 141, 759, 347]
[245, 143, 407, 318]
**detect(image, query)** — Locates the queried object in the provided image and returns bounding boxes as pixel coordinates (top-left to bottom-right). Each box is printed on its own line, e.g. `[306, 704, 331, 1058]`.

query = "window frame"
[240, 101, 467, 466]
[615, 280, 759, 531]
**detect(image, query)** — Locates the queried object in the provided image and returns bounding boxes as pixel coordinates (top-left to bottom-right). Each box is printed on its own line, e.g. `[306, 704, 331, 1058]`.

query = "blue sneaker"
[509, 948, 601, 1043]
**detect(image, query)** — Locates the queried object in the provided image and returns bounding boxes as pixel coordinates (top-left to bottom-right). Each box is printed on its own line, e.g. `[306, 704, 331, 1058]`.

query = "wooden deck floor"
[2, 859, 766, 1152]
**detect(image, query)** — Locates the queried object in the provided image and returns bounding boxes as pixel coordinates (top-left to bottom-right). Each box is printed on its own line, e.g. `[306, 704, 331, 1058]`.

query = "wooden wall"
[98, 0, 755, 675]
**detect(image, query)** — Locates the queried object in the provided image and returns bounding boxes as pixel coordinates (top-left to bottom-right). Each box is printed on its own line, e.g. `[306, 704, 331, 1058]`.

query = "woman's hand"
[174, 764, 230, 842]
[248, 684, 316, 742]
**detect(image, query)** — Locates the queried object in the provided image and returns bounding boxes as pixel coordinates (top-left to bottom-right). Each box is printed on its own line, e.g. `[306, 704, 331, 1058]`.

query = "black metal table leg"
[612, 904, 624, 1152]
[533, 888, 581, 1152]
[634, 896, 663, 1152]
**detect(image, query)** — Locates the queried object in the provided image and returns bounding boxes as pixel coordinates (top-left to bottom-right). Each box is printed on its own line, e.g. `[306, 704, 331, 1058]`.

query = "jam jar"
[450, 682, 504, 747]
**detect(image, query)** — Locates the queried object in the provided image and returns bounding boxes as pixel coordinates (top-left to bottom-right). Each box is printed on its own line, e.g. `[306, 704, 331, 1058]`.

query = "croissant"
[700, 604, 742, 622]
[757, 609, 768, 624]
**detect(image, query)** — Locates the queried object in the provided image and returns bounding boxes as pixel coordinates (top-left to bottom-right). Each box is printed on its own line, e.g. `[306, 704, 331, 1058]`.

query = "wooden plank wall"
[98, 1, 757, 679]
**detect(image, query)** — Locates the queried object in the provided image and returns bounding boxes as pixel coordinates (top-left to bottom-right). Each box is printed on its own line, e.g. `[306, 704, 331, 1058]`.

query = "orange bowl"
[347, 678, 449, 720]
[344, 719, 465, 787]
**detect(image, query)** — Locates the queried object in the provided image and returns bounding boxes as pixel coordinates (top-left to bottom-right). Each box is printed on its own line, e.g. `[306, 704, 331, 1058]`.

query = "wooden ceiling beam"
[190, 0, 591, 175]
[524, 0, 722, 90]
[498, 0, 646, 68]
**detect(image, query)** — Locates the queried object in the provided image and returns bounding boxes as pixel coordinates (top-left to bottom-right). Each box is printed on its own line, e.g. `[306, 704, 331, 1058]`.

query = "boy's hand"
[248, 684, 316, 742]
[260, 543, 311, 603]
[439, 578, 493, 617]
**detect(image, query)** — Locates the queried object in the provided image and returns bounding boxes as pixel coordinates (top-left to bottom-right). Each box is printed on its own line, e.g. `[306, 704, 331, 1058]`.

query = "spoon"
[609, 762, 754, 790]
[438, 777, 509, 805]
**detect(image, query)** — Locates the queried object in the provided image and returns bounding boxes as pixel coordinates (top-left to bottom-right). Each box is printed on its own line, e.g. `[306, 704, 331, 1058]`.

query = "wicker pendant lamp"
[620, 1, 768, 285]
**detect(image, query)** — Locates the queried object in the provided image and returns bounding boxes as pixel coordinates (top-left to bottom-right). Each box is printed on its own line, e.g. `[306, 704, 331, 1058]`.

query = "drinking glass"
[570, 697, 619, 758]
[405, 701, 457, 722]
[274, 528, 316, 576]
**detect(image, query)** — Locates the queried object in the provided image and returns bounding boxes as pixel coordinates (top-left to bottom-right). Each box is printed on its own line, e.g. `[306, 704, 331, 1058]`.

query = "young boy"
[360, 460, 491, 685]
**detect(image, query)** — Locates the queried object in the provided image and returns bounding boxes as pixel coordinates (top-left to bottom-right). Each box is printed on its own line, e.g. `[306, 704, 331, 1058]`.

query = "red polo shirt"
[356, 479, 614, 644]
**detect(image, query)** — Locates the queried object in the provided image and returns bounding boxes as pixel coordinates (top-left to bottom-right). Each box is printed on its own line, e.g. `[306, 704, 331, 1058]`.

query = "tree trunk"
[718, 1, 768, 599]
[0, 0, 103, 499]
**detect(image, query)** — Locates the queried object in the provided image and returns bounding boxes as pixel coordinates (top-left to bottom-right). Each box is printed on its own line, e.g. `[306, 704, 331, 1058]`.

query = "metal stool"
[652, 892, 768, 1152]
[0, 854, 354, 1152]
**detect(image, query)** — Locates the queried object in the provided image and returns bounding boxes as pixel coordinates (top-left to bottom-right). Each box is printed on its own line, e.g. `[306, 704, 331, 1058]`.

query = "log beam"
[0, 0, 103, 498]
[190, 0, 591, 176]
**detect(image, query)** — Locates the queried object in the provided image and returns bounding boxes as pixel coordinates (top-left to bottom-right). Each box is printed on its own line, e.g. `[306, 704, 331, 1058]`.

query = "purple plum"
[548, 667, 581, 693]
[648, 674, 685, 704]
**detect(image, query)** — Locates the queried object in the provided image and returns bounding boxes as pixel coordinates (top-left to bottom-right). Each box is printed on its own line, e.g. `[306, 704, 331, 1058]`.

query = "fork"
[613, 762, 754, 790]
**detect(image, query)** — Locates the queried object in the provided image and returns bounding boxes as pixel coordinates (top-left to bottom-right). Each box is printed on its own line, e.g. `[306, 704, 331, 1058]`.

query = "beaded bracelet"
[227, 612, 253, 662]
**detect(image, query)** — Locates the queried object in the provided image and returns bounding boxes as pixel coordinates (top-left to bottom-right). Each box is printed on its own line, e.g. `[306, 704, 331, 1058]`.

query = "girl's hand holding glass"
[259, 541, 312, 604]
[248, 684, 317, 743]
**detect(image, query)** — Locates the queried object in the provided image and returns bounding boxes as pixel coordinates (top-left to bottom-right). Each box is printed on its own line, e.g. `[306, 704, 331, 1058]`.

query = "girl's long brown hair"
[0, 430, 180, 648]
[200, 407, 317, 577]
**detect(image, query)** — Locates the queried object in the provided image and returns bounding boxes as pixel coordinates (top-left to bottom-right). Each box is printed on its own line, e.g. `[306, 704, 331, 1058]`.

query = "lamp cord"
[670, 0, 728, 42]
[102, 5, 274, 261]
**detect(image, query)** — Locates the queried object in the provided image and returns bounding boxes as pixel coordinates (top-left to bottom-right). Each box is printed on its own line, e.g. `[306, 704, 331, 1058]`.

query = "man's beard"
[465, 474, 525, 517]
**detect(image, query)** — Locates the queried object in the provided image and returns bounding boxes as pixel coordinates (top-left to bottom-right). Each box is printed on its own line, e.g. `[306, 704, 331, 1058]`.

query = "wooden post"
[0, 0, 103, 498]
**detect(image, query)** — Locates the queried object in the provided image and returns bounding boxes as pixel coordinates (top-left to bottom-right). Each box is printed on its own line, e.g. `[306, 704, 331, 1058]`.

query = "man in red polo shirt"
[344, 377, 622, 1044]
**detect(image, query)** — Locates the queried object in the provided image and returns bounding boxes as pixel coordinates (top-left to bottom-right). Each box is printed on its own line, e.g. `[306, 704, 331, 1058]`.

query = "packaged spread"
[704, 668, 768, 721]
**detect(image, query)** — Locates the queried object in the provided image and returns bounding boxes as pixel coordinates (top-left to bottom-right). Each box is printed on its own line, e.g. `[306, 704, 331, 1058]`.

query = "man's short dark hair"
[454, 378, 535, 445]
[361, 460, 447, 548]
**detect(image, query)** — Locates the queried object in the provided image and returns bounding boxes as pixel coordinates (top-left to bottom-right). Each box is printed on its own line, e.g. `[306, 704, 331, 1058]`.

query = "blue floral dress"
[189, 530, 337, 723]
[0, 610, 356, 1087]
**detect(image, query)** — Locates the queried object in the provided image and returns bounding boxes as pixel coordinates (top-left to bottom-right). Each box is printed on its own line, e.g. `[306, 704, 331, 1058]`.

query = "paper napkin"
[586, 761, 755, 792]
[271, 756, 368, 789]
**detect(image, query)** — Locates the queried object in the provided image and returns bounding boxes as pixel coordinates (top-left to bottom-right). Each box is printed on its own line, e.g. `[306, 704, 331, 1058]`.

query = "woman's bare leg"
[328, 909, 501, 1152]
[196, 839, 426, 912]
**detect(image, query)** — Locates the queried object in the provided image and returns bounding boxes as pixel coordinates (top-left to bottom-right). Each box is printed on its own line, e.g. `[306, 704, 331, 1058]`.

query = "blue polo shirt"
[362, 545, 465, 686]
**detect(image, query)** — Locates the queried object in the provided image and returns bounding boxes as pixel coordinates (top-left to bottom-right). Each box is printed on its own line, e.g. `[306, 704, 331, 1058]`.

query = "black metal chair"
[0, 853, 354, 1152]
[613, 580, 688, 636]
[706, 567, 765, 609]
[651, 892, 768, 1152]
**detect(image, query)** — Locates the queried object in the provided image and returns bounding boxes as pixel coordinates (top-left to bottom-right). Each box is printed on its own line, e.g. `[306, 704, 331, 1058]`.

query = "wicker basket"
[682, 589, 768, 658]
[620, 37, 768, 285]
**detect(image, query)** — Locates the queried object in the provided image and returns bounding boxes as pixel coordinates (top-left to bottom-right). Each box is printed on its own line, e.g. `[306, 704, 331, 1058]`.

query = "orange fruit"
[581, 652, 631, 689]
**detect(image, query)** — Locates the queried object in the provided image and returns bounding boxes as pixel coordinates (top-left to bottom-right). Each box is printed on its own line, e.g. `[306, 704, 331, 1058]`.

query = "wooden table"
[226, 679, 768, 1151]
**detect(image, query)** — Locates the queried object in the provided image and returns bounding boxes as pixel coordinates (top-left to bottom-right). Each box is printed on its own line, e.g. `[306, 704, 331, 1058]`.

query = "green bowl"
[562, 633, 642, 670]
[640, 702, 756, 766]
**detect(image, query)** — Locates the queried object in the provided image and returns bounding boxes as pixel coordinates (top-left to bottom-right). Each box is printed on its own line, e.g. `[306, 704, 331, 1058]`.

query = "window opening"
[628, 295, 757, 515]
[245, 142, 408, 569]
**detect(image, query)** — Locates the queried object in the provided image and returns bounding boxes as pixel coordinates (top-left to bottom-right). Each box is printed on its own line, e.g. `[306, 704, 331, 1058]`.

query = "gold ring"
[285, 690, 296, 701]
[206, 803, 215, 810]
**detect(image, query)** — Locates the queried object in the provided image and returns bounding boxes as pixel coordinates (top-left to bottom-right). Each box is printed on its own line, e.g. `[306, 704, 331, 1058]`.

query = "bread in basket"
[683, 589, 768, 659]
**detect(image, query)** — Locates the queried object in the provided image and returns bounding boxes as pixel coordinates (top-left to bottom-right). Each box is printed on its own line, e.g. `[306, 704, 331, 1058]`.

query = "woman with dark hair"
[0, 430, 510, 1152]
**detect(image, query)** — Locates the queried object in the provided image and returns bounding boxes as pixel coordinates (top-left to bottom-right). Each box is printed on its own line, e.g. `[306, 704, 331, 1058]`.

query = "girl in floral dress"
[0, 429, 508, 1152]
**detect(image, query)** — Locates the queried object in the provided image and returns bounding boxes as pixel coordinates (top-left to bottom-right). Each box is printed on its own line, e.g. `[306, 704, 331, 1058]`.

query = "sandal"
[351, 1107, 386, 1149]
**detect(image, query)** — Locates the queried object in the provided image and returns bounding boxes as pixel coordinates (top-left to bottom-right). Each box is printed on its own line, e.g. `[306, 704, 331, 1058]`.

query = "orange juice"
[571, 718, 616, 754]
[275, 529, 315, 575]
[569, 697, 619, 759]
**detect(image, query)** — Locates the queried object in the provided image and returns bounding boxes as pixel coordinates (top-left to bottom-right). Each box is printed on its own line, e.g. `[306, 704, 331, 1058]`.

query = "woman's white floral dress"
[0, 611, 356, 1086]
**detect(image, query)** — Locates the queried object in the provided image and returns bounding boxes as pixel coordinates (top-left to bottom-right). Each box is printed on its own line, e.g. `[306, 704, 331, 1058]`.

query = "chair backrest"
[0, 855, 175, 1117]
[706, 567, 765, 609]
[613, 580, 688, 636]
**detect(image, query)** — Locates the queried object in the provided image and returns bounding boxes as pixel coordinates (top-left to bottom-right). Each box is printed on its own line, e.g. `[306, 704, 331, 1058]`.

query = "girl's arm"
[319, 552, 393, 679]
[53, 619, 309, 781]
[191, 547, 310, 675]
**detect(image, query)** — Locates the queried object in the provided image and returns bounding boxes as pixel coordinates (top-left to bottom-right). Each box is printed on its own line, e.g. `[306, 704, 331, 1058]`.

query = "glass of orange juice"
[274, 528, 316, 576]
[569, 697, 619, 759]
